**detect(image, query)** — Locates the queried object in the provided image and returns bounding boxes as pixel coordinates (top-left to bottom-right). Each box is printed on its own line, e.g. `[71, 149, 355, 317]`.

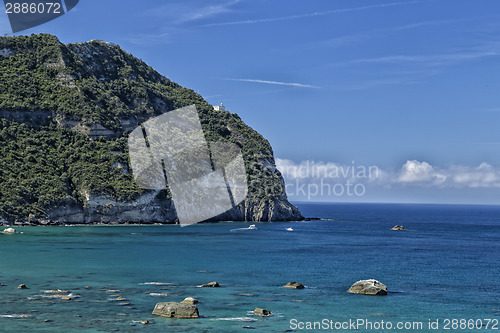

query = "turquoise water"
[1, 203, 500, 332]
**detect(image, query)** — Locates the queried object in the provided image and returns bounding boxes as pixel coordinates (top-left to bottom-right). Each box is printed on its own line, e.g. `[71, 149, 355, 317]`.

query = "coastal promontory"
[0, 34, 302, 224]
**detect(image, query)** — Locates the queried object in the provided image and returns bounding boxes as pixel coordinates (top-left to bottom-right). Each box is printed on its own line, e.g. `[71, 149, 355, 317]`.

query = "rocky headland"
[0, 34, 302, 225]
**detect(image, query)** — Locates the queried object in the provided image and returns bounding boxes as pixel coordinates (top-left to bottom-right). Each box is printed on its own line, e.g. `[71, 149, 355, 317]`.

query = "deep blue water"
[0, 203, 499, 332]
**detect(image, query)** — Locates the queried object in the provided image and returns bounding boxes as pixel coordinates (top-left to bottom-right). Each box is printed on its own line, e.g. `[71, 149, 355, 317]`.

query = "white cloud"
[398, 160, 447, 184]
[225, 78, 318, 88]
[276, 159, 380, 181]
[448, 162, 500, 188]
[397, 160, 500, 188]
[276, 158, 500, 189]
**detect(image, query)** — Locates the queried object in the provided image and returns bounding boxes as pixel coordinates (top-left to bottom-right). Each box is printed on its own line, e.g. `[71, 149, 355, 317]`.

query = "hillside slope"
[0, 34, 302, 224]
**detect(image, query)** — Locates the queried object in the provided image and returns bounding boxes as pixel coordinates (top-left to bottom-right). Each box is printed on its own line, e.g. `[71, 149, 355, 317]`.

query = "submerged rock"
[181, 297, 199, 304]
[46, 289, 69, 294]
[152, 302, 199, 319]
[199, 281, 220, 288]
[348, 279, 387, 296]
[253, 308, 271, 317]
[284, 282, 305, 289]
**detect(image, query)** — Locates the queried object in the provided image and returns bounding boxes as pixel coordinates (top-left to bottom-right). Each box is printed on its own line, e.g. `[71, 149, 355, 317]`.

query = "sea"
[0, 202, 499, 332]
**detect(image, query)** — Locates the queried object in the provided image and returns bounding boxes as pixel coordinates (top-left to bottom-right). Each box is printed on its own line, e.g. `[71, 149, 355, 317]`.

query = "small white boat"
[286, 227, 294, 231]
[248, 224, 257, 230]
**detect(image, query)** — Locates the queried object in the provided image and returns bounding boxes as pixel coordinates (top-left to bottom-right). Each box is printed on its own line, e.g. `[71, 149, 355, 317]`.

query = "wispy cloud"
[322, 19, 461, 48]
[482, 107, 500, 112]
[178, 0, 241, 23]
[309, 18, 498, 90]
[225, 78, 319, 88]
[144, 0, 241, 23]
[125, 1, 241, 45]
[332, 40, 500, 68]
[330, 77, 426, 91]
[476, 142, 500, 145]
[204, 1, 422, 27]
[392, 19, 463, 31]
[121, 32, 173, 45]
[338, 51, 499, 66]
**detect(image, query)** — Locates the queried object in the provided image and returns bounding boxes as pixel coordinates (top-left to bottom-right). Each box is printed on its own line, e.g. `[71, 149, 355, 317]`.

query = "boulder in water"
[152, 302, 199, 318]
[284, 282, 305, 289]
[181, 297, 198, 304]
[199, 281, 220, 287]
[348, 279, 387, 296]
[253, 308, 271, 316]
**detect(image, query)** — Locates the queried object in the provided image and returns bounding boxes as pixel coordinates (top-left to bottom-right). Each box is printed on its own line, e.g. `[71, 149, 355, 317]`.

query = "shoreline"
[1, 218, 318, 228]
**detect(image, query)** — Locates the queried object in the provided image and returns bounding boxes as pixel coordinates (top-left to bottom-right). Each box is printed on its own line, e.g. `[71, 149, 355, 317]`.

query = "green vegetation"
[0, 34, 286, 222]
[0, 119, 141, 220]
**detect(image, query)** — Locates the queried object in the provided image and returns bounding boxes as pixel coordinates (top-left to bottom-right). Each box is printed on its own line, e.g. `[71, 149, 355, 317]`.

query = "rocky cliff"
[0, 34, 302, 224]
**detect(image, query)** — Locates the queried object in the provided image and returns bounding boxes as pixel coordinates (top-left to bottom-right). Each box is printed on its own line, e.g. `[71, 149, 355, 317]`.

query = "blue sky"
[1, 0, 500, 204]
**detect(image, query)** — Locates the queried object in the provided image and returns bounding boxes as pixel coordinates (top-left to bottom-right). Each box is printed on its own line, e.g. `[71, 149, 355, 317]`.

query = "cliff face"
[0, 34, 302, 224]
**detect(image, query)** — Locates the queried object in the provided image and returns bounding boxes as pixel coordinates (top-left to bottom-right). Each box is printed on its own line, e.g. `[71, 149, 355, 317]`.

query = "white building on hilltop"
[213, 103, 226, 111]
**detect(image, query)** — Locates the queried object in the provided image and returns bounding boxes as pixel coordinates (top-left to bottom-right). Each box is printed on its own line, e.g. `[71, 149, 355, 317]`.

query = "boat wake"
[231, 224, 257, 232]
[140, 282, 176, 286]
[212, 317, 257, 322]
